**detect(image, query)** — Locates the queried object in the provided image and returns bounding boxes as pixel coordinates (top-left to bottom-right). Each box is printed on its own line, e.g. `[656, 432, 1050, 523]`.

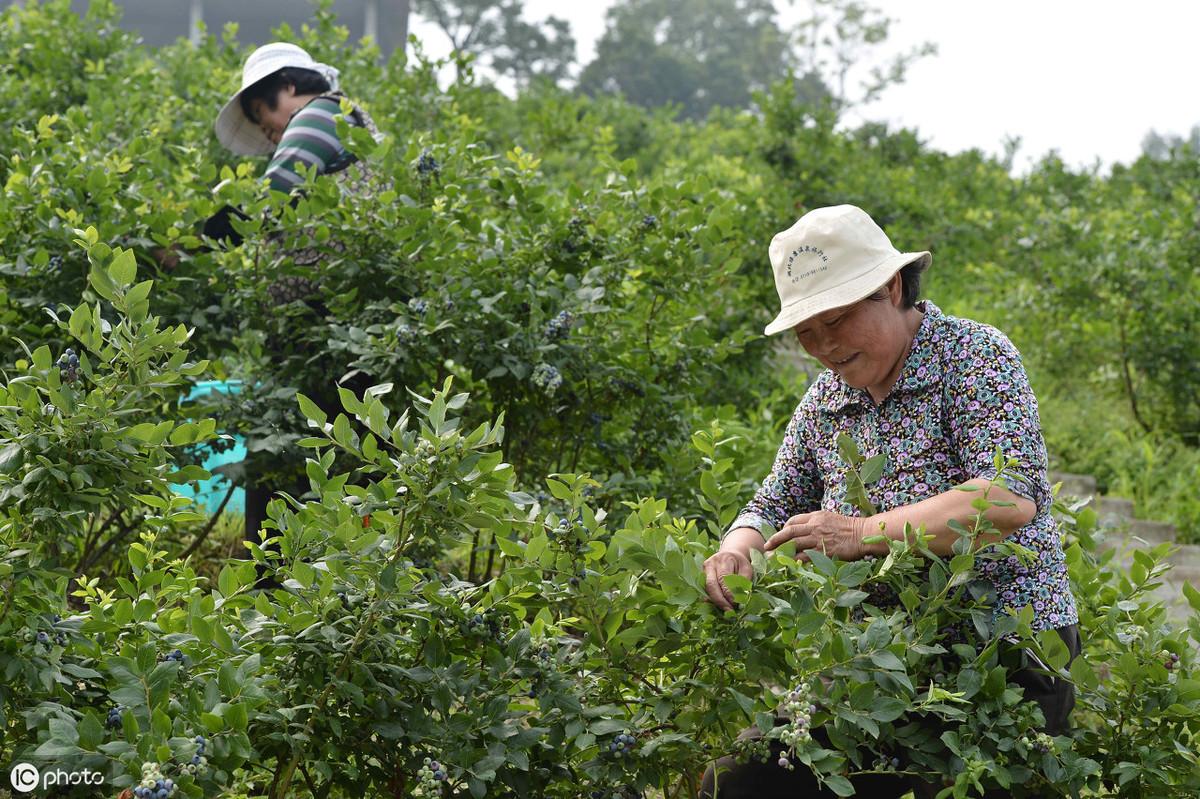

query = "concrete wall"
[36, 0, 404, 54]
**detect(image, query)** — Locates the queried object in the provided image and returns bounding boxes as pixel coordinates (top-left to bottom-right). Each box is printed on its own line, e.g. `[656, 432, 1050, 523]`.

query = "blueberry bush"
[2, 2, 1200, 797]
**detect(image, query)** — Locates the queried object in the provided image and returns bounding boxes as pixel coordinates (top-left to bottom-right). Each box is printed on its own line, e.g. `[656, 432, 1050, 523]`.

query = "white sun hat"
[763, 204, 931, 336]
[214, 42, 341, 157]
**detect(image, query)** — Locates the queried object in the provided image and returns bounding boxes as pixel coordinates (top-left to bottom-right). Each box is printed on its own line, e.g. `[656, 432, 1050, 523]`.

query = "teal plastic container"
[172, 380, 247, 514]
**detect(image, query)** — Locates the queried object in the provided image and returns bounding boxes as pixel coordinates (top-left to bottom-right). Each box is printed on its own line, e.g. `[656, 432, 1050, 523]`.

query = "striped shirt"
[264, 97, 355, 192]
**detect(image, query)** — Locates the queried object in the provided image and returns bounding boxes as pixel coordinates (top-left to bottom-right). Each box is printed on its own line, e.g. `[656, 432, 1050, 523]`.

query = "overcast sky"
[410, 1, 1200, 173]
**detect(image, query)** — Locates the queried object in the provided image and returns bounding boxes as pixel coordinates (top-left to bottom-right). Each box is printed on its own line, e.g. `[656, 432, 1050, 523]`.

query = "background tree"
[412, 0, 576, 86]
[577, 0, 805, 120]
[1141, 124, 1200, 160]
[790, 0, 937, 109]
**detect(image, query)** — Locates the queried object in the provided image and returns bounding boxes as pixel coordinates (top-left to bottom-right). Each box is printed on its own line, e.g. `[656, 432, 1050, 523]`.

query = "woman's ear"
[889, 270, 904, 307]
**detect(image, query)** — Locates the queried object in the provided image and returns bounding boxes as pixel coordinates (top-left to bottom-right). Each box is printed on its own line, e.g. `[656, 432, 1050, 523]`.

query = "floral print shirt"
[730, 300, 1078, 632]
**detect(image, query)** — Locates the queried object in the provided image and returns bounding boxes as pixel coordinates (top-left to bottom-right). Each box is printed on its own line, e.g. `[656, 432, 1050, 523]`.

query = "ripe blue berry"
[530, 363, 563, 394]
[416, 149, 441, 178]
[36, 631, 49, 644]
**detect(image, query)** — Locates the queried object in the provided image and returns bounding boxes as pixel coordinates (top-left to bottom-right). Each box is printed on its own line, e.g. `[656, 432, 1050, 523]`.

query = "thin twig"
[180, 482, 237, 560]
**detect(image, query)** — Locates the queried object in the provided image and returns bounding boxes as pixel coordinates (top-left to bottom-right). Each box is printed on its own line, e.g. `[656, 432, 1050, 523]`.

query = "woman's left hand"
[764, 510, 868, 562]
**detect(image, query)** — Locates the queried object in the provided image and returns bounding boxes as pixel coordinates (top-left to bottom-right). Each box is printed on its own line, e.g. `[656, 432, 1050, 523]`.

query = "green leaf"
[224, 702, 248, 731]
[859, 453, 887, 485]
[109, 248, 137, 287]
[822, 774, 856, 796]
[77, 711, 104, 749]
[218, 564, 240, 597]
[870, 650, 905, 672]
[836, 589, 869, 608]
[297, 393, 328, 428]
[1183, 581, 1200, 612]
[836, 433, 862, 464]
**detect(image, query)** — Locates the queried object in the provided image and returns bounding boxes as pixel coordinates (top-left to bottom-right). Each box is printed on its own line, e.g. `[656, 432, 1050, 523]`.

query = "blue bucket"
[173, 379, 247, 514]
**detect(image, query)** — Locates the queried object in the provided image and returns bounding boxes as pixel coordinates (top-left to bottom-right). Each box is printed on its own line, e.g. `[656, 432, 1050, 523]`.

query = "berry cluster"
[607, 733, 637, 758]
[776, 682, 817, 761]
[872, 754, 902, 771]
[526, 641, 556, 698]
[561, 217, 589, 254]
[543, 310, 574, 341]
[49, 254, 64, 269]
[463, 611, 501, 640]
[133, 763, 175, 798]
[1023, 731, 1056, 754]
[408, 297, 429, 317]
[106, 705, 126, 730]
[640, 214, 658, 229]
[57, 348, 80, 383]
[416, 149, 441, 178]
[158, 648, 185, 663]
[1163, 650, 1181, 670]
[417, 757, 448, 792]
[396, 322, 418, 346]
[608, 376, 645, 397]
[531, 363, 563, 395]
[178, 735, 209, 776]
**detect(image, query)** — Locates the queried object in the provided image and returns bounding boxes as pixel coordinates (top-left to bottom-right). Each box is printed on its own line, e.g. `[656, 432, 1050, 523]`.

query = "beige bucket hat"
[763, 204, 931, 336]
[214, 42, 341, 157]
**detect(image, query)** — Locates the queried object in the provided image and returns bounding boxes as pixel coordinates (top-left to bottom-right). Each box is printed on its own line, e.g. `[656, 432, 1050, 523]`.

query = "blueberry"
[416, 149, 441, 177]
[155, 780, 164, 789]
[163, 779, 173, 790]
[52, 614, 62, 623]
[777, 756, 790, 769]
[36, 631, 49, 643]
[433, 769, 446, 781]
[429, 761, 440, 772]
[641, 214, 658, 228]
[157, 789, 169, 799]
[191, 754, 201, 765]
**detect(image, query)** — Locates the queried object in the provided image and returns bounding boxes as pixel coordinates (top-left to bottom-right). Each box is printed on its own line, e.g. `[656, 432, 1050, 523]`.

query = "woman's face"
[246, 85, 306, 147]
[793, 273, 919, 400]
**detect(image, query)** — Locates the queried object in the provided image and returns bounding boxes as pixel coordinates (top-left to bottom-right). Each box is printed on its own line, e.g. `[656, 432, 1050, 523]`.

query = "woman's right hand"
[703, 547, 753, 613]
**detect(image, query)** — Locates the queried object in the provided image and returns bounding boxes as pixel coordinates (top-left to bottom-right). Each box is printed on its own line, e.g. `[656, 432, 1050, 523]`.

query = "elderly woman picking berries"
[700, 205, 1079, 798]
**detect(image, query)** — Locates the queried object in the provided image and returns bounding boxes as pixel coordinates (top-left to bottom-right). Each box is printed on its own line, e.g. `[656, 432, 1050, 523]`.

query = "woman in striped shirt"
[210, 42, 381, 233]
[210, 43, 383, 544]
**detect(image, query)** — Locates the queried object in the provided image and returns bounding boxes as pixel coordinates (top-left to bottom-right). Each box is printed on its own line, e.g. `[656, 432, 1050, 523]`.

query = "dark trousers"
[700, 624, 1081, 799]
